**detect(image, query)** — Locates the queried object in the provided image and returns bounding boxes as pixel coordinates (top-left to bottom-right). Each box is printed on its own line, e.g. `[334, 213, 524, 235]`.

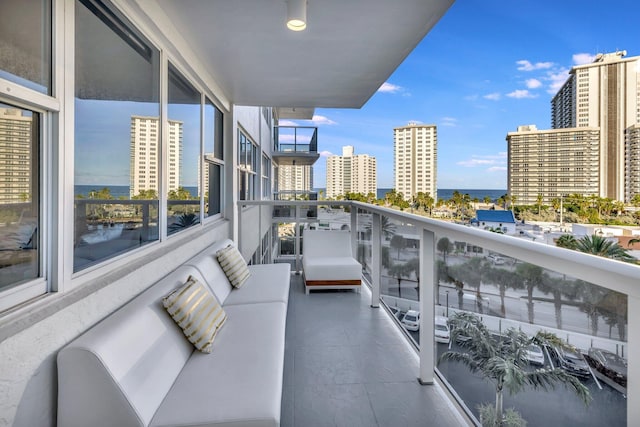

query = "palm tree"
[536, 194, 544, 215]
[437, 237, 453, 263]
[388, 262, 411, 299]
[365, 215, 396, 240]
[555, 234, 577, 250]
[574, 234, 636, 263]
[516, 263, 545, 324]
[390, 234, 406, 259]
[440, 313, 591, 426]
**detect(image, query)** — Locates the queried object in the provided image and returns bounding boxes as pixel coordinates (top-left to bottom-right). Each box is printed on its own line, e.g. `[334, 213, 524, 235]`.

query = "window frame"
[237, 128, 257, 201]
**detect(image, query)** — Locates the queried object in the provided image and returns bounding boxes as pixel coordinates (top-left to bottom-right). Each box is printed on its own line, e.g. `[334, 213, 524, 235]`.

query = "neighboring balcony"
[272, 126, 320, 166]
[239, 199, 639, 427]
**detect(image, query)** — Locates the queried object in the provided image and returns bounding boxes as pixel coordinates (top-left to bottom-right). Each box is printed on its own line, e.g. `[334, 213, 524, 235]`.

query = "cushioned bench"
[302, 230, 361, 294]
[57, 239, 290, 427]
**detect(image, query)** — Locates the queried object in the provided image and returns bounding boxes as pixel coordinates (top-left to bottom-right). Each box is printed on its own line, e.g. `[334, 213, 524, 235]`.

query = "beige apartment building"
[626, 124, 640, 201]
[393, 122, 437, 201]
[130, 116, 182, 198]
[277, 164, 313, 194]
[326, 146, 376, 198]
[507, 125, 600, 205]
[551, 50, 640, 201]
[0, 108, 34, 205]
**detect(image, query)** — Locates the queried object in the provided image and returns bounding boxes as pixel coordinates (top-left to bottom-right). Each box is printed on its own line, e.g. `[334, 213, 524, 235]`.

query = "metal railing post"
[371, 212, 381, 308]
[418, 227, 435, 385]
[295, 204, 301, 274]
[350, 206, 357, 258]
[628, 294, 640, 426]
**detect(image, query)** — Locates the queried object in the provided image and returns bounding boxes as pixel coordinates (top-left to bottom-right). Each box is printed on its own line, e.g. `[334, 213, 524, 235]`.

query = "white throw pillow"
[163, 276, 227, 353]
[216, 244, 250, 288]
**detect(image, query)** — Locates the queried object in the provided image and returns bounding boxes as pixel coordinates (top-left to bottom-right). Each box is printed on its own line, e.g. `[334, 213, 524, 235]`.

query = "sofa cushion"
[222, 263, 291, 306]
[151, 302, 287, 427]
[58, 266, 199, 427]
[216, 244, 250, 288]
[303, 256, 362, 281]
[303, 230, 353, 258]
[163, 276, 227, 353]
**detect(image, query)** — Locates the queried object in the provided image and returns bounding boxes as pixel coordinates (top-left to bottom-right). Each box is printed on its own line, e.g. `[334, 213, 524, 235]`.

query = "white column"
[418, 227, 435, 385]
[370, 212, 381, 308]
[295, 205, 301, 274]
[350, 206, 357, 257]
[628, 294, 640, 426]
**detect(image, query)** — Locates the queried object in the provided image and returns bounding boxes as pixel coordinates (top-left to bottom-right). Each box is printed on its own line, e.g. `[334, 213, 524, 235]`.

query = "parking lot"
[390, 310, 626, 426]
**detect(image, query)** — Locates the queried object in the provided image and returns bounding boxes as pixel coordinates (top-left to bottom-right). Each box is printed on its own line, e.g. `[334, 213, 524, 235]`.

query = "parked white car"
[434, 316, 450, 344]
[487, 254, 506, 265]
[525, 343, 545, 365]
[401, 310, 420, 331]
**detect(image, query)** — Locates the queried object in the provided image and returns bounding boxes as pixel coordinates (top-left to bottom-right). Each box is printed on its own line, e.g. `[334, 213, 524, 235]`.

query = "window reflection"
[0, 104, 40, 290]
[74, 0, 160, 272]
[203, 97, 223, 218]
[0, 0, 52, 94]
[167, 63, 201, 235]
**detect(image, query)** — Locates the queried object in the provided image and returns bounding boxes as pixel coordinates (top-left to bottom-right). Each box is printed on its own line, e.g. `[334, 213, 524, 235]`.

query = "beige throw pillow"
[163, 276, 227, 353]
[216, 244, 250, 288]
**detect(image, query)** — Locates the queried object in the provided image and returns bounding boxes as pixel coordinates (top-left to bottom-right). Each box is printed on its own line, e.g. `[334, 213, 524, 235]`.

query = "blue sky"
[282, 0, 640, 189]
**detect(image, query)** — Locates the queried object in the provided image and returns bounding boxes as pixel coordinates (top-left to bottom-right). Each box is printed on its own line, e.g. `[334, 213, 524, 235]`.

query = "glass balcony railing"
[273, 126, 318, 153]
[238, 200, 639, 427]
[272, 126, 320, 166]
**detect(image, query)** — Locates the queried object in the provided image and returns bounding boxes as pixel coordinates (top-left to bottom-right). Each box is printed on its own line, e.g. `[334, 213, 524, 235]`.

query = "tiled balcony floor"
[281, 273, 468, 427]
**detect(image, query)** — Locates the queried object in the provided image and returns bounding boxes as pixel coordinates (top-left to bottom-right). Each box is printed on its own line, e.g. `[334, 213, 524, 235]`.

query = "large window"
[0, 0, 52, 95]
[203, 97, 224, 217]
[0, 104, 40, 292]
[238, 130, 257, 201]
[262, 154, 271, 199]
[74, 0, 160, 272]
[167, 63, 201, 235]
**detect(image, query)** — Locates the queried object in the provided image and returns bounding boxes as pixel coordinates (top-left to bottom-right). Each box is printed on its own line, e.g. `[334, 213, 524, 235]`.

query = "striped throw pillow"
[216, 244, 250, 288]
[163, 276, 227, 353]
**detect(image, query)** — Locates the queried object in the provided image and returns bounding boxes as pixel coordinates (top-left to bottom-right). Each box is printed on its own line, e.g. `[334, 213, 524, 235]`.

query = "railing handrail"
[238, 199, 640, 298]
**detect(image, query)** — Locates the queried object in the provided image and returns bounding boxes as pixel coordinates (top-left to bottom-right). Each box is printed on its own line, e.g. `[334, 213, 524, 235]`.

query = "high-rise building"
[507, 125, 600, 205]
[129, 116, 182, 198]
[0, 108, 33, 205]
[551, 50, 640, 201]
[325, 146, 377, 199]
[277, 165, 313, 194]
[626, 124, 640, 202]
[393, 122, 437, 201]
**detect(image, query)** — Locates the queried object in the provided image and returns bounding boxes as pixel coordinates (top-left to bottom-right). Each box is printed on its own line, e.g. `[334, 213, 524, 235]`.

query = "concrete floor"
[281, 274, 468, 427]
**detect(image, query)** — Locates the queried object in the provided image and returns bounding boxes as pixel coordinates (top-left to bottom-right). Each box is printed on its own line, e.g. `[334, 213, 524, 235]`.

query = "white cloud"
[441, 117, 458, 127]
[456, 152, 507, 168]
[377, 82, 402, 93]
[464, 94, 479, 101]
[310, 115, 337, 125]
[319, 150, 334, 157]
[545, 68, 570, 94]
[278, 119, 298, 126]
[506, 89, 537, 99]
[516, 59, 554, 71]
[483, 92, 501, 101]
[573, 53, 596, 65]
[487, 166, 508, 172]
[525, 78, 542, 89]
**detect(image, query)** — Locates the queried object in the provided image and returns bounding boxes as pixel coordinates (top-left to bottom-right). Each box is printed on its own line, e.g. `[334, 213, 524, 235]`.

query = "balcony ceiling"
[153, 0, 454, 109]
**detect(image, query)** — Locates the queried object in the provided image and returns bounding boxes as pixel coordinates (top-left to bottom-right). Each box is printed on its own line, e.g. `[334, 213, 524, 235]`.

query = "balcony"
[240, 200, 639, 426]
[272, 126, 320, 166]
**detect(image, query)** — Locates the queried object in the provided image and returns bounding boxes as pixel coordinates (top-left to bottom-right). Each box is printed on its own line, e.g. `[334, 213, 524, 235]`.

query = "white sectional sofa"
[302, 230, 361, 294]
[57, 239, 290, 427]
